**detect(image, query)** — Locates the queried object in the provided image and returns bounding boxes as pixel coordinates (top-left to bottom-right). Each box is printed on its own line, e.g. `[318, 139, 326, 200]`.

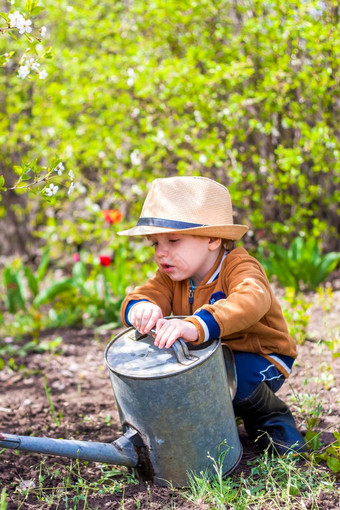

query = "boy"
[118, 176, 306, 455]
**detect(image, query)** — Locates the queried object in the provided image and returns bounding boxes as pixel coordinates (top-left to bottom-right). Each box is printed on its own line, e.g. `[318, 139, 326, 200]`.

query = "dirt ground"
[0, 292, 339, 509]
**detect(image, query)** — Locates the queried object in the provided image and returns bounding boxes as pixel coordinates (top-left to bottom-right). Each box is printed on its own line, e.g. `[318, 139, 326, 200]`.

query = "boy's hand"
[154, 318, 198, 349]
[129, 302, 163, 334]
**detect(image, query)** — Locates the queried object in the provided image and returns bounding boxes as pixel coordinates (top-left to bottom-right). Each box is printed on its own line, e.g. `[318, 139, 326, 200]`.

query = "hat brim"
[117, 224, 249, 241]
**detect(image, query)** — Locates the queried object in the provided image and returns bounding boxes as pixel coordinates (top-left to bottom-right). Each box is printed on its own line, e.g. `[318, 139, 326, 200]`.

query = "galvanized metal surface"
[105, 328, 219, 379]
[222, 345, 237, 400]
[0, 432, 139, 467]
[105, 326, 242, 487]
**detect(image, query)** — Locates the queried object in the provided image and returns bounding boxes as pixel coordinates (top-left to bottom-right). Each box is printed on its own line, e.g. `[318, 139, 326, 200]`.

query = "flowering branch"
[1, 161, 76, 198]
[1, 4, 50, 79]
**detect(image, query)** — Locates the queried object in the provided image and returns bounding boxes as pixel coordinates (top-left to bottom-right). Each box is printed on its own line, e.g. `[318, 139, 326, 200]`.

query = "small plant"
[281, 287, 312, 344]
[316, 285, 334, 313]
[0, 488, 8, 510]
[288, 391, 323, 432]
[43, 375, 63, 426]
[2, 248, 50, 314]
[186, 448, 336, 509]
[257, 236, 340, 291]
[314, 361, 336, 391]
[0, 250, 125, 342]
[13, 458, 138, 508]
[311, 431, 340, 475]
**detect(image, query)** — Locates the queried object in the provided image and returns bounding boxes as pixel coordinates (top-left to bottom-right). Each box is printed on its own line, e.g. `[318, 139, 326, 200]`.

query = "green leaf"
[37, 248, 50, 282]
[326, 456, 340, 474]
[25, 0, 39, 15]
[0, 488, 8, 510]
[31, 6, 45, 15]
[333, 431, 340, 442]
[304, 430, 321, 451]
[23, 266, 39, 297]
[3, 268, 26, 313]
[72, 261, 87, 283]
[317, 252, 340, 277]
[7, 31, 18, 41]
[33, 278, 75, 307]
[0, 175, 6, 191]
[95, 321, 119, 332]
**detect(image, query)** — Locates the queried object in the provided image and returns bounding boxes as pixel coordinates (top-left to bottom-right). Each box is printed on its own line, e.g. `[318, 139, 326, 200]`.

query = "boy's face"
[147, 233, 221, 285]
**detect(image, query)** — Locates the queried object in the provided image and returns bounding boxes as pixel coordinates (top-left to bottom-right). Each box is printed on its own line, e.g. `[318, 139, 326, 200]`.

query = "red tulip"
[99, 255, 111, 266]
[101, 209, 123, 224]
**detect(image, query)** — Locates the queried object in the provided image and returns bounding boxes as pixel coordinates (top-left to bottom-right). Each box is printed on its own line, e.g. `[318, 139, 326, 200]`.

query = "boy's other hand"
[129, 302, 163, 334]
[154, 318, 198, 349]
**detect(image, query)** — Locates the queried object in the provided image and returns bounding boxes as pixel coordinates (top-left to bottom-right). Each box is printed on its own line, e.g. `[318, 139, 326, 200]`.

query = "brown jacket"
[121, 247, 296, 377]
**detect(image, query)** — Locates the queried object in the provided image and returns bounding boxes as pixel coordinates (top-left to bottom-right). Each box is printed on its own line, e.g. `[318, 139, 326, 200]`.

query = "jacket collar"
[195, 247, 227, 287]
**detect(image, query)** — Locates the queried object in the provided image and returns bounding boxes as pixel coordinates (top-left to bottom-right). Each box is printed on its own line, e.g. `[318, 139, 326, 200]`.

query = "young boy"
[118, 176, 306, 455]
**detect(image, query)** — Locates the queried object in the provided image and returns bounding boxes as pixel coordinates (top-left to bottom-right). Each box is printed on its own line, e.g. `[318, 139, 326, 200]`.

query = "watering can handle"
[171, 338, 199, 366]
[149, 329, 199, 366]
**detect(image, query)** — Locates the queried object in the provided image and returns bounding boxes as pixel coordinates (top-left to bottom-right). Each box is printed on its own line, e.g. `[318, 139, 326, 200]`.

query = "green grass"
[11, 459, 139, 510]
[3, 447, 338, 510]
[184, 450, 337, 510]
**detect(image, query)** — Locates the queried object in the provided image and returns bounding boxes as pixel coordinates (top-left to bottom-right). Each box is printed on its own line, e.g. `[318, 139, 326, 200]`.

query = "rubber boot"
[233, 382, 307, 455]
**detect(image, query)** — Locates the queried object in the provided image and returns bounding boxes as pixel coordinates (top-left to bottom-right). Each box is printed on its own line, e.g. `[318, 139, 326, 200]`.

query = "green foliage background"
[1, 0, 339, 257]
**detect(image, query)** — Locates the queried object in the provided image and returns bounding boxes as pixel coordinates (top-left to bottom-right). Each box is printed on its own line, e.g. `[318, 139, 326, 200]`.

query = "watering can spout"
[0, 429, 140, 468]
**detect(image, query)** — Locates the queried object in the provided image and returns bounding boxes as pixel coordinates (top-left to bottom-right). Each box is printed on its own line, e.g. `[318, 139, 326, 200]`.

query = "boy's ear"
[208, 238, 222, 251]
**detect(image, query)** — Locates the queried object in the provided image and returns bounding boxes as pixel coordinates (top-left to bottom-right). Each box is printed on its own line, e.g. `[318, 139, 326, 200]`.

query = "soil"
[0, 292, 339, 509]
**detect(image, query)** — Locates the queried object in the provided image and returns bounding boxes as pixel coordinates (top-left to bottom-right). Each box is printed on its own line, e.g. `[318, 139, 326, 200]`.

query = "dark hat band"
[137, 217, 207, 229]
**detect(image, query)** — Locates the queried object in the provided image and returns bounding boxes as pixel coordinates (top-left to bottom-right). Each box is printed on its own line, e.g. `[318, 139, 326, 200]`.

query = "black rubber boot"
[233, 382, 307, 455]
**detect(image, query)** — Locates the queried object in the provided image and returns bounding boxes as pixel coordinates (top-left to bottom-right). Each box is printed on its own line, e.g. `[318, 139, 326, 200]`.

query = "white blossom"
[131, 184, 143, 195]
[199, 154, 207, 164]
[39, 70, 48, 80]
[9, 11, 24, 29]
[130, 150, 141, 165]
[19, 19, 32, 35]
[9, 11, 33, 34]
[68, 169, 74, 180]
[115, 148, 123, 160]
[68, 182, 75, 195]
[131, 108, 140, 118]
[194, 110, 202, 122]
[156, 129, 166, 145]
[45, 183, 59, 196]
[127, 77, 135, 87]
[40, 26, 47, 37]
[18, 65, 30, 79]
[76, 184, 87, 194]
[54, 162, 64, 175]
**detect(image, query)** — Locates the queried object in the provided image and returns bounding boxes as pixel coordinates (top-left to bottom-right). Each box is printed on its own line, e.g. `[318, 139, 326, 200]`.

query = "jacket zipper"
[189, 279, 195, 315]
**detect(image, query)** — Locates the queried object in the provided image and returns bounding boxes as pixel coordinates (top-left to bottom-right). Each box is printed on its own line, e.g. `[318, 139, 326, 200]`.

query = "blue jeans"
[233, 352, 291, 403]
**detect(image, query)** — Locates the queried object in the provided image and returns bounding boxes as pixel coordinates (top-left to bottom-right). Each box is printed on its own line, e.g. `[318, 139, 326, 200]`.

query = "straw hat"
[118, 176, 248, 240]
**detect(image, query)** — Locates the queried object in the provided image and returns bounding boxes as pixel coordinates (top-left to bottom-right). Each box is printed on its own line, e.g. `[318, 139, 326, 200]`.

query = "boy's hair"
[222, 239, 236, 251]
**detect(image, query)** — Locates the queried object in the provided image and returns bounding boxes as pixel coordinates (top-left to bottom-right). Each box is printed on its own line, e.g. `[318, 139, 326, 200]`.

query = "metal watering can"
[0, 319, 242, 487]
